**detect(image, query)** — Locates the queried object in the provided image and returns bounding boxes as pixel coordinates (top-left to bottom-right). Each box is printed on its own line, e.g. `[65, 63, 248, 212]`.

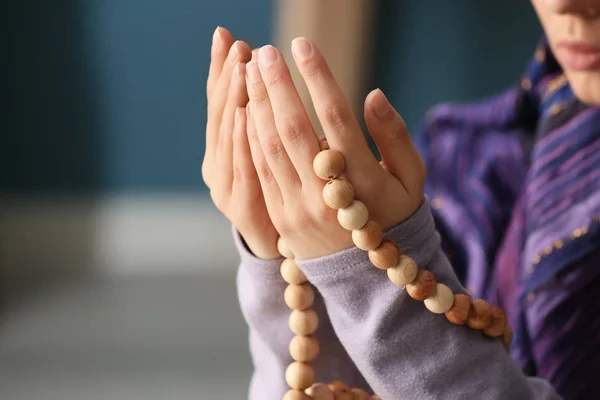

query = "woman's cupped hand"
[203, 27, 427, 260]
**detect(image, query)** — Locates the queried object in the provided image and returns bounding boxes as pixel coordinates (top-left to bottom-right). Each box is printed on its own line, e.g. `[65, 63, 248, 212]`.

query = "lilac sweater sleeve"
[235, 200, 562, 399]
[234, 229, 370, 400]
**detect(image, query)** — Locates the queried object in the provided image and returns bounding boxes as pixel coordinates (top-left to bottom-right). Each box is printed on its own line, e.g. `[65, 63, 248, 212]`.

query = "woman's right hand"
[202, 27, 280, 260]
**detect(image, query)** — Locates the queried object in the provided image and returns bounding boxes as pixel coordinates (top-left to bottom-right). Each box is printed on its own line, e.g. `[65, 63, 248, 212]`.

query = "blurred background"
[1, 1, 541, 399]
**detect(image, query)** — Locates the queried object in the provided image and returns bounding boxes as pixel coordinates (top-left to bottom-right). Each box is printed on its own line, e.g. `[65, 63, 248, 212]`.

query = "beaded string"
[279, 142, 512, 399]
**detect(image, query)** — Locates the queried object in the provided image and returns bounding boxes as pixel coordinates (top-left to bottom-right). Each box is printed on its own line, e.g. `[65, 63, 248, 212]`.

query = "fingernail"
[246, 105, 252, 121]
[246, 61, 261, 83]
[291, 38, 312, 60]
[371, 89, 392, 119]
[258, 46, 278, 67]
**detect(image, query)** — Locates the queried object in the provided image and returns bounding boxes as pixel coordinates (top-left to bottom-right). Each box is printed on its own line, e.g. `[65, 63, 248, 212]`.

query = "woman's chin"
[566, 70, 600, 106]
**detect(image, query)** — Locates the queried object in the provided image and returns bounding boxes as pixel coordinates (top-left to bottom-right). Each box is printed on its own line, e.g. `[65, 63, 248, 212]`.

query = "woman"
[202, 0, 600, 398]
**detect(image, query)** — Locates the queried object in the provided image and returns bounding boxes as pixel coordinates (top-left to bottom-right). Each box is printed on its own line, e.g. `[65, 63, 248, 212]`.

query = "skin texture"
[202, 27, 280, 259]
[206, 2, 600, 259]
[204, 28, 426, 260]
[245, 40, 426, 259]
[532, 0, 600, 104]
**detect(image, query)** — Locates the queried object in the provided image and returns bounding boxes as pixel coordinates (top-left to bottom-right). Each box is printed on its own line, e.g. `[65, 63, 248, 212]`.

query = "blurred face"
[532, 0, 600, 104]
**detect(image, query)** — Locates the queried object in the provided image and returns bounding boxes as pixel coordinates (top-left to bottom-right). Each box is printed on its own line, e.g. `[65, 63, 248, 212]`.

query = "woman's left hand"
[245, 38, 426, 260]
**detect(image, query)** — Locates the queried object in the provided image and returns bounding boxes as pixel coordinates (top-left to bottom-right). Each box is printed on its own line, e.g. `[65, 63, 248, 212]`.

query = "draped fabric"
[415, 41, 600, 399]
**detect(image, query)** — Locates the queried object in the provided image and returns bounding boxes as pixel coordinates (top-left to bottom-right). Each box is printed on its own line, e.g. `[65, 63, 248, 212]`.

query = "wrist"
[239, 230, 280, 260]
[298, 198, 440, 282]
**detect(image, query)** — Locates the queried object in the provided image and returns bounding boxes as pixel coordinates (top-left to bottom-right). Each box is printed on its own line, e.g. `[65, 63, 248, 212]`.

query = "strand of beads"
[312, 146, 513, 350]
[278, 237, 318, 399]
[279, 237, 381, 399]
[280, 141, 380, 400]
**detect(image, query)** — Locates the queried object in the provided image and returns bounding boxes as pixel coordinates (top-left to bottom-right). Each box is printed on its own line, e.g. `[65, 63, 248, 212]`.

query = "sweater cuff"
[232, 225, 284, 282]
[297, 198, 440, 286]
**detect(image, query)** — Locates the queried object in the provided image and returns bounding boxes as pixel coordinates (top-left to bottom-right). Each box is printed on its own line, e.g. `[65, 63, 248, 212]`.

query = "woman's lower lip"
[556, 45, 600, 71]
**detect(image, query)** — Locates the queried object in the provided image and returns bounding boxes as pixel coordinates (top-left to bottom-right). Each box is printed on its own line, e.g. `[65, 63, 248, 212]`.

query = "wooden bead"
[278, 237, 294, 258]
[284, 389, 311, 400]
[424, 283, 454, 314]
[466, 299, 493, 330]
[502, 325, 513, 350]
[319, 139, 330, 151]
[445, 294, 472, 325]
[350, 388, 370, 399]
[483, 307, 506, 337]
[337, 200, 369, 230]
[323, 179, 354, 209]
[313, 150, 345, 180]
[289, 309, 319, 336]
[306, 383, 334, 400]
[281, 259, 307, 284]
[286, 362, 315, 390]
[387, 255, 417, 285]
[290, 335, 320, 362]
[285, 284, 315, 310]
[368, 239, 400, 270]
[352, 220, 383, 251]
[406, 269, 437, 300]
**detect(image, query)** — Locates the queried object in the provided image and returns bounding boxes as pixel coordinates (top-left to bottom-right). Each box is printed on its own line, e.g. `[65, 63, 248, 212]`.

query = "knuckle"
[249, 86, 270, 108]
[280, 115, 308, 144]
[300, 58, 322, 80]
[389, 116, 409, 141]
[262, 135, 286, 158]
[264, 69, 285, 88]
[256, 160, 274, 181]
[233, 165, 246, 181]
[387, 119, 412, 149]
[247, 125, 259, 143]
[233, 161, 254, 182]
[323, 104, 351, 130]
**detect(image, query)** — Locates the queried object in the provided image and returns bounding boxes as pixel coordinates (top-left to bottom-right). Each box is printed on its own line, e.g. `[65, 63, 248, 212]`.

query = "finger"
[245, 60, 300, 196]
[207, 27, 234, 99]
[291, 37, 378, 172]
[216, 62, 249, 191]
[246, 105, 283, 206]
[364, 89, 426, 195]
[257, 45, 320, 183]
[204, 41, 252, 185]
[232, 107, 257, 182]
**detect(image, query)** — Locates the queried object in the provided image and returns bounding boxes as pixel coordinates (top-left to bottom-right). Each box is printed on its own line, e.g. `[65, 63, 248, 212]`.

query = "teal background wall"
[371, 1, 543, 133]
[3, 0, 273, 194]
[3, 0, 541, 194]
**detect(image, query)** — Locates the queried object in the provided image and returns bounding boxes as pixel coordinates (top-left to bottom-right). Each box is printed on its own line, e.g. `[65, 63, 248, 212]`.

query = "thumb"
[364, 88, 426, 196]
